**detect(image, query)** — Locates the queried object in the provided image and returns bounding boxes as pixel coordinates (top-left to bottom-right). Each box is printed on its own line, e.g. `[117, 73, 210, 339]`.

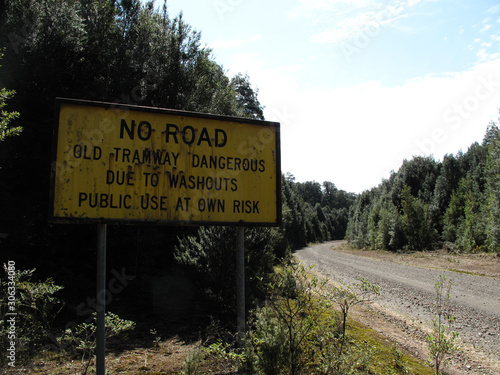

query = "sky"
[155, 0, 500, 193]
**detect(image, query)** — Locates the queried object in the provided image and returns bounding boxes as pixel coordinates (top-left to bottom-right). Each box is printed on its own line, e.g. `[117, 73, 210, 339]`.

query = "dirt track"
[294, 241, 500, 375]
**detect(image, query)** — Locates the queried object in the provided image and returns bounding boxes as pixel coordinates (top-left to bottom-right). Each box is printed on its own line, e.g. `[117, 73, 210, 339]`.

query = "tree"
[0, 73, 20, 142]
[231, 73, 265, 120]
[485, 124, 500, 252]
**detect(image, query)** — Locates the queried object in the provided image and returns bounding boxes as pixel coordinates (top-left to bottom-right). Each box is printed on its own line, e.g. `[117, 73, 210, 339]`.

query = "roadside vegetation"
[346, 123, 500, 254]
[1, 262, 438, 374]
[0, 1, 497, 374]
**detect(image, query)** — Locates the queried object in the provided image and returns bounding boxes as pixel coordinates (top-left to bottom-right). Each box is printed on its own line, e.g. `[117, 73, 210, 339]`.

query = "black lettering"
[197, 127, 212, 146]
[233, 200, 241, 213]
[89, 193, 97, 208]
[150, 195, 158, 210]
[141, 194, 149, 209]
[168, 174, 179, 187]
[150, 173, 158, 187]
[73, 144, 82, 158]
[143, 149, 151, 164]
[206, 177, 213, 190]
[251, 159, 258, 172]
[160, 196, 167, 211]
[215, 128, 227, 147]
[120, 119, 135, 139]
[210, 155, 217, 169]
[106, 170, 134, 186]
[78, 192, 87, 207]
[232, 200, 258, 213]
[138, 121, 152, 141]
[83, 145, 92, 160]
[259, 159, 265, 172]
[207, 198, 225, 213]
[179, 175, 187, 189]
[182, 125, 195, 145]
[253, 200, 260, 214]
[192, 154, 200, 167]
[132, 149, 141, 163]
[106, 170, 114, 184]
[243, 159, 250, 171]
[218, 156, 226, 169]
[231, 178, 238, 191]
[124, 195, 132, 209]
[175, 197, 184, 211]
[198, 198, 206, 212]
[172, 153, 179, 166]
[127, 172, 134, 186]
[110, 194, 119, 209]
[234, 158, 241, 170]
[152, 150, 163, 164]
[123, 148, 131, 162]
[93, 146, 102, 160]
[100, 194, 109, 208]
[200, 155, 208, 168]
[196, 176, 205, 190]
[165, 123, 179, 143]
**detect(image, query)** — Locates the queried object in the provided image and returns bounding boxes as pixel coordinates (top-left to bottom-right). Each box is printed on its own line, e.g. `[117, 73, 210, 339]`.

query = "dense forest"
[346, 123, 500, 253]
[0, 0, 352, 337]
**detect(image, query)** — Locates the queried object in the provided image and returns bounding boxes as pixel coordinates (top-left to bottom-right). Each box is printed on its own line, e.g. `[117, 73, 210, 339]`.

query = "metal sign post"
[96, 223, 107, 375]
[236, 226, 245, 345]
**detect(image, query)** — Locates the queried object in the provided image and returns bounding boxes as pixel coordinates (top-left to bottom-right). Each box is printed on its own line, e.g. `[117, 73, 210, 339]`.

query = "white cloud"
[481, 24, 492, 32]
[303, 0, 423, 46]
[211, 34, 262, 49]
[299, 0, 373, 9]
[254, 59, 500, 192]
[311, 6, 403, 44]
[487, 4, 500, 14]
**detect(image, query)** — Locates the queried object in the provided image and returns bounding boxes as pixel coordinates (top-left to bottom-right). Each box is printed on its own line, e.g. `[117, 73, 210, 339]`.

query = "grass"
[347, 319, 434, 375]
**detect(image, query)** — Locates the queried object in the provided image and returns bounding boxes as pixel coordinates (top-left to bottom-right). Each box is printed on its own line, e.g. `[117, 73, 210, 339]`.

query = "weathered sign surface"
[50, 99, 281, 225]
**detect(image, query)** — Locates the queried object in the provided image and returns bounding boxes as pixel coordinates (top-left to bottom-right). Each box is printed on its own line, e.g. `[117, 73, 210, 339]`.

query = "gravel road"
[294, 241, 500, 374]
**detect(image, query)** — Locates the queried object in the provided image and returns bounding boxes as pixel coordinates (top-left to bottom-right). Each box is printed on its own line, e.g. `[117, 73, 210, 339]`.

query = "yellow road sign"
[50, 99, 281, 225]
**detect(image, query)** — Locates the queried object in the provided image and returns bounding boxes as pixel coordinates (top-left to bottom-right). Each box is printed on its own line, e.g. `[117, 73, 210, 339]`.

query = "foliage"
[174, 226, 282, 317]
[329, 278, 380, 340]
[0, 52, 21, 143]
[282, 174, 355, 249]
[0, 0, 267, 249]
[0, 265, 63, 364]
[182, 347, 204, 375]
[58, 311, 135, 375]
[231, 73, 265, 120]
[241, 262, 379, 374]
[347, 123, 500, 253]
[426, 275, 458, 374]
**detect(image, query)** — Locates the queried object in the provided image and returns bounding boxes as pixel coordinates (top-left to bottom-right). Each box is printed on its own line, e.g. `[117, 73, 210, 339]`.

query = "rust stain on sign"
[50, 99, 281, 226]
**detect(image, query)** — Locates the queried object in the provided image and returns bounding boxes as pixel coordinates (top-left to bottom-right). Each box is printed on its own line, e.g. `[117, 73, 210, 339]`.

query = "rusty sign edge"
[49, 97, 282, 227]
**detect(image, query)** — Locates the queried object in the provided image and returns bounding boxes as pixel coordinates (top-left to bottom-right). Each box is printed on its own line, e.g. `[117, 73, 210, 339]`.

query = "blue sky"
[155, 0, 500, 193]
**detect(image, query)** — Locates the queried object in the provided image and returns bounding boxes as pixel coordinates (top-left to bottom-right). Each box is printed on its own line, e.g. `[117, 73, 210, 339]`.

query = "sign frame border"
[49, 98, 282, 227]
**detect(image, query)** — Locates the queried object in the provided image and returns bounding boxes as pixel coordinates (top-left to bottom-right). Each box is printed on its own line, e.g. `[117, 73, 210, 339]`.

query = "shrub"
[0, 265, 63, 365]
[426, 275, 458, 374]
[242, 262, 378, 374]
[58, 311, 135, 374]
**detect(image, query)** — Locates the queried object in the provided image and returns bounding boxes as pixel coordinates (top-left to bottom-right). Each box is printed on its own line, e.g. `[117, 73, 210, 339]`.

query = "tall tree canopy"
[0, 0, 262, 232]
[346, 122, 500, 253]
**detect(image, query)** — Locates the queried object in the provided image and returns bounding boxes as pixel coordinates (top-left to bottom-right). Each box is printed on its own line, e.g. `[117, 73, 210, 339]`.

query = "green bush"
[426, 275, 458, 374]
[0, 265, 63, 365]
[242, 262, 378, 375]
[58, 311, 135, 374]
